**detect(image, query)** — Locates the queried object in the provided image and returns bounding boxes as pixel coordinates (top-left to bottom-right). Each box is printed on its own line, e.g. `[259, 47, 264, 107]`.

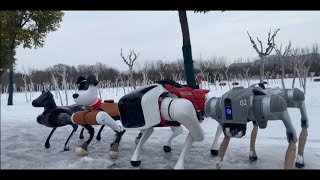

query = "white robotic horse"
[118, 80, 208, 169]
[205, 85, 301, 169]
[134, 76, 207, 153]
[209, 84, 309, 168]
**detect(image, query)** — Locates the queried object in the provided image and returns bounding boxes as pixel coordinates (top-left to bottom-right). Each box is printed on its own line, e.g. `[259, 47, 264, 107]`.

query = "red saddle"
[155, 83, 210, 127]
[163, 84, 209, 111]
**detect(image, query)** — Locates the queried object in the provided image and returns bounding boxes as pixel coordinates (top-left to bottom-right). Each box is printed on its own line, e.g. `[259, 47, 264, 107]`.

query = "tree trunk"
[303, 72, 307, 94]
[7, 51, 14, 106]
[302, 66, 310, 94]
[259, 56, 265, 83]
[129, 66, 135, 89]
[224, 70, 231, 90]
[7, 30, 17, 105]
[281, 58, 286, 89]
[245, 72, 250, 88]
[29, 83, 33, 101]
[179, 11, 196, 87]
[64, 83, 69, 106]
[292, 67, 296, 88]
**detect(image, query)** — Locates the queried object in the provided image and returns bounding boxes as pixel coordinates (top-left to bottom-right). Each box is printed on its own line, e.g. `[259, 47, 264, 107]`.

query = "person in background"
[195, 73, 205, 89]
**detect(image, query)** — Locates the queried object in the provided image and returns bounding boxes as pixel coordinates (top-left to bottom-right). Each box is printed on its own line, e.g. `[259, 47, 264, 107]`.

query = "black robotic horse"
[32, 90, 95, 151]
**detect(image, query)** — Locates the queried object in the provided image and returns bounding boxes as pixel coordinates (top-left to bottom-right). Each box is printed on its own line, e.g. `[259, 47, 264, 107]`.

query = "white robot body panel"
[204, 97, 222, 124]
[160, 97, 173, 121]
[140, 84, 166, 129]
[118, 84, 167, 130]
[161, 97, 204, 141]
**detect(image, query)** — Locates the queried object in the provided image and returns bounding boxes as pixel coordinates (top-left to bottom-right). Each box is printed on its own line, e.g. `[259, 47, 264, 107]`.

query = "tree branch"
[265, 28, 280, 55]
[257, 37, 263, 53]
[120, 48, 130, 65]
[20, 12, 34, 28]
[283, 41, 292, 57]
[247, 31, 261, 56]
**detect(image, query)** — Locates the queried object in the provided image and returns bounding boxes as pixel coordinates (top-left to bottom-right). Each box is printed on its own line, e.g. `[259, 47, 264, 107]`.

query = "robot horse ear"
[252, 88, 267, 95]
[249, 83, 265, 89]
[76, 76, 87, 85]
[258, 83, 266, 89]
[86, 75, 99, 86]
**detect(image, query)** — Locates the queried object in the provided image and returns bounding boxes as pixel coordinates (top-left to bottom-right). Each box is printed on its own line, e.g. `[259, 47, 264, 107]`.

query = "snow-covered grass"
[1, 78, 319, 169]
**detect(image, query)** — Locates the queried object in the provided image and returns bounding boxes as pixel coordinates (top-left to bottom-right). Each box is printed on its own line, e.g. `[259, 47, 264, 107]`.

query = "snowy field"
[1, 78, 320, 169]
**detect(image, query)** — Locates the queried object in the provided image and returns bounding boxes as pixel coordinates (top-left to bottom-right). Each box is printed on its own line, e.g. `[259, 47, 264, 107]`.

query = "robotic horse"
[118, 79, 209, 169]
[32, 90, 90, 151]
[33, 75, 126, 159]
[205, 85, 306, 169]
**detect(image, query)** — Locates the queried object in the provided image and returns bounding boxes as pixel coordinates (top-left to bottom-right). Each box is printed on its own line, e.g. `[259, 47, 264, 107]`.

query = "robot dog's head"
[72, 75, 99, 106]
[205, 87, 256, 138]
[220, 96, 248, 138]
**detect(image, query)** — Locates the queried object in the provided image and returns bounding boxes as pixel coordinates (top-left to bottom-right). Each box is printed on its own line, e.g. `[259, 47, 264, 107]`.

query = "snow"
[1, 78, 320, 169]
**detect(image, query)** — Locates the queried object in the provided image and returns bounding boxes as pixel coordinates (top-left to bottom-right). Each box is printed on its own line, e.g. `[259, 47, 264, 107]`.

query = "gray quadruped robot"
[205, 84, 308, 169]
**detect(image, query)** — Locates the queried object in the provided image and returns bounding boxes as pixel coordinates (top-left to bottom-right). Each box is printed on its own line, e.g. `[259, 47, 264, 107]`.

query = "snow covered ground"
[1, 78, 319, 169]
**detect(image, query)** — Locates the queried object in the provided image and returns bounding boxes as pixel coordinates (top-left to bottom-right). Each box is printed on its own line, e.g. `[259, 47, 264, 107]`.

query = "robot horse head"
[72, 75, 99, 107]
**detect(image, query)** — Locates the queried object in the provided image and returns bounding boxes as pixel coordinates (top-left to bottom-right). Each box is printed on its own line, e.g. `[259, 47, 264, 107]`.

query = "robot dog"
[209, 84, 309, 168]
[205, 85, 303, 169]
[118, 79, 209, 169]
[71, 75, 126, 159]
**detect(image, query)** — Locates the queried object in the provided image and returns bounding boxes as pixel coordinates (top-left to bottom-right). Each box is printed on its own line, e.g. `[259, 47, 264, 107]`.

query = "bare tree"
[289, 48, 301, 88]
[299, 48, 311, 94]
[269, 69, 276, 85]
[222, 66, 231, 90]
[142, 69, 149, 86]
[93, 63, 103, 100]
[120, 48, 140, 89]
[197, 60, 210, 88]
[290, 48, 311, 94]
[275, 41, 292, 89]
[117, 74, 126, 95]
[157, 60, 167, 80]
[212, 71, 219, 90]
[28, 67, 35, 101]
[114, 76, 119, 96]
[21, 66, 29, 103]
[237, 73, 243, 86]
[13, 83, 17, 94]
[264, 71, 271, 85]
[5, 86, 8, 99]
[137, 62, 150, 86]
[243, 66, 251, 87]
[247, 28, 280, 83]
[49, 68, 63, 106]
[172, 73, 179, 82]
[56, 66, 69, 106]
[310, 43, 319, 81]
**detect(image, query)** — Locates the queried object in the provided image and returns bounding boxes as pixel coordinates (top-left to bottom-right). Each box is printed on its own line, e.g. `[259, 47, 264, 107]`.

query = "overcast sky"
[15, 11, 320, 73]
